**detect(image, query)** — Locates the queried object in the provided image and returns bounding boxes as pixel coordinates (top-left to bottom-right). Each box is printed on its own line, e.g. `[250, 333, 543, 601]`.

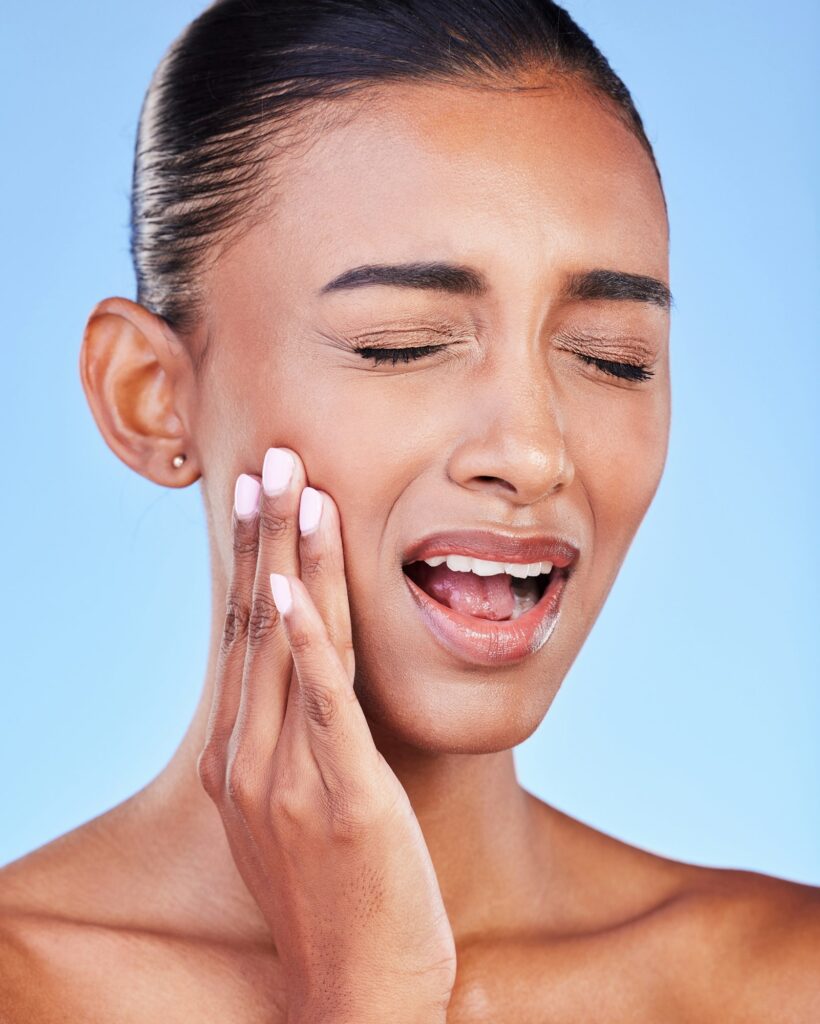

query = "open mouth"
[402, 559, 556, 622]
[398, 535, 578, 665]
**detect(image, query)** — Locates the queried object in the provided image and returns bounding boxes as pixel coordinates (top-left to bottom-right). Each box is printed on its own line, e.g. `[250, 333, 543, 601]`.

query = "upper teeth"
[422, 554, 553, 579]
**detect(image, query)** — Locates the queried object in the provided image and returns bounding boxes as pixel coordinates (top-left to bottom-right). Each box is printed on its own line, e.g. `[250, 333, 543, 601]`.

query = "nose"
[445, 352, 575, 505]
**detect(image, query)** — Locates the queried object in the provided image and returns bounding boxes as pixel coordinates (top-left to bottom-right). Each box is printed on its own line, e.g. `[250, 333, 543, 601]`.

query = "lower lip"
[402, 566, 570, 667]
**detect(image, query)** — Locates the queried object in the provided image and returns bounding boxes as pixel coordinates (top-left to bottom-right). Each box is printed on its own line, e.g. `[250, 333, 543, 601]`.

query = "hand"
[197, 448, 457, 1024]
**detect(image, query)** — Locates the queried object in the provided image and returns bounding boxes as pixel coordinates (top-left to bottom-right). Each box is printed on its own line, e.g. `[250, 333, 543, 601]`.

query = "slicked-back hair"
[131, 0, 663, 334]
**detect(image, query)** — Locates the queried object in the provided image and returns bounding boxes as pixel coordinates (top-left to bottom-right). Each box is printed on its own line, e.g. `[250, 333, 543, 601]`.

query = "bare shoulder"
[0, 823, 285, 1024]
[669, 863, 820, 1022]
[530, 797, 820, 1022]
[0, 912, 83, 1024]
[0, 814, 159, 1022]
[0, 842, 80, 1023]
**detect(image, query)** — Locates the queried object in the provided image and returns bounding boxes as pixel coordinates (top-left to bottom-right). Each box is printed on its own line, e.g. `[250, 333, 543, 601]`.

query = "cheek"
[198, 328, 425, 580]
[195, 344, 335, 572]
[570, 383, 670, 553]
[300, 370, 432, 489]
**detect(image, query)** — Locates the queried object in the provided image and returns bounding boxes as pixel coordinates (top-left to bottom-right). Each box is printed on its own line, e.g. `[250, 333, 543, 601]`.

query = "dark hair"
[131, 0, 663, 341]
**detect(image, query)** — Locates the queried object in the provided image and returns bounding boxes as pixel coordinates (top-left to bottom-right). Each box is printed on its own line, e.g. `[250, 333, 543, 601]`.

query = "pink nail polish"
[269, 573, 292, 615]
[262, 447, 295, 496]
[299, 487, 323, 535]
[234, 474, 261, 519]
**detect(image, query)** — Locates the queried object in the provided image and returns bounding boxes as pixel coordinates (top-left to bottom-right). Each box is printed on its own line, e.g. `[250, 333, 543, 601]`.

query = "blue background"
[1, 1, 817, 881]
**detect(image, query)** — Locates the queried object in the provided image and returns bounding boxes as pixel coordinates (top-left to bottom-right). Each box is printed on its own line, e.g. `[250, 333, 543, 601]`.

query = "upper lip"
[401, 529, 580, 570]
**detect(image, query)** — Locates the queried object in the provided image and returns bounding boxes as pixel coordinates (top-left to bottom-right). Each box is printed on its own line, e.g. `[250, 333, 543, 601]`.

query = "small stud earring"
[172, 453, 187, 469]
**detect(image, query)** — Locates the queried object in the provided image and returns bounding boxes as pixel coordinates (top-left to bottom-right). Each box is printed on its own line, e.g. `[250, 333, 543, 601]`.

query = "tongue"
[410, 562, 516, 620]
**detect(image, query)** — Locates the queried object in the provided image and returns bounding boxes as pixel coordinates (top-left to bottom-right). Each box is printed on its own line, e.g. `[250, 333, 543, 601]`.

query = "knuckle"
[232, 519, 259, 557]
[300, 682, 338, 728]
[258, 508, 290, 542]
[221, 597, 250, 651]
[247, 593, 280, 648]
[225, 752, 259, 812]
[196, 745, 225, 798]
[299, 551, 324, 581]
[268, 777, 304, 827]
[287, 625, 314, 656]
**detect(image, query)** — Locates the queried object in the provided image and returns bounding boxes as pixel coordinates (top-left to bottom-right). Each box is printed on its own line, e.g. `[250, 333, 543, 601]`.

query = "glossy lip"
[402, 561, 571, 667]
[401, 529, 580, 570]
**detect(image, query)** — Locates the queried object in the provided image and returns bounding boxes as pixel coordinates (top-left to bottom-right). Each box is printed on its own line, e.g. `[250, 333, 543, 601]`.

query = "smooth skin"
[1, 76, 819, 1022]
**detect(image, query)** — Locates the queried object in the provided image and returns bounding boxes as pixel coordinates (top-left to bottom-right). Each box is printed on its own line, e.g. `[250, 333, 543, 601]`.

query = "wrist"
[289, 1016, 447, 1024]
[287, 997, 449, 1024]
[286, 969, 453, 1024]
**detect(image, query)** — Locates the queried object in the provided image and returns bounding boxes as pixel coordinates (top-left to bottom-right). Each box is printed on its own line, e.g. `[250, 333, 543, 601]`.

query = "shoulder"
[0, 820, 134, 1022]
[0, 829, 280, 1024]
[0, 904, 67, 1023]
[597, 837, 820, 1021]
[671, 865, 820, 1022]
[0, 838, 86, 1021]
[531, 798, 820, 1021]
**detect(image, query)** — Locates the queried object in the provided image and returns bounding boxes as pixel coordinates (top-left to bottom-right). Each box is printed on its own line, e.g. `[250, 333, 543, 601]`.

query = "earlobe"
[79, 297, 199, 488]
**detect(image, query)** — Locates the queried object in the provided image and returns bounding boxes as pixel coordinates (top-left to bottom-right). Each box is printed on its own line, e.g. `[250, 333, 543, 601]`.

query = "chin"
[352, 656, 564, 755]
[346, 564, 588, 754]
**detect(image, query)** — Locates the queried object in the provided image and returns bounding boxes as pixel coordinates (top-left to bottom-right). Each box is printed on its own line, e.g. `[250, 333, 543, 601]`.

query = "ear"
[79, 297, 200, 488]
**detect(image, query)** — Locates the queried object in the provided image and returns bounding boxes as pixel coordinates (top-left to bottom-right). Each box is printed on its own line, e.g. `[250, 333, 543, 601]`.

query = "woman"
[1, 0, 817, 1019]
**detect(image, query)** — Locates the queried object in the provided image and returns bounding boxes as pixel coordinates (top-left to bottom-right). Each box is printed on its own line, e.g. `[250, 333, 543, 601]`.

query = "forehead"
[228, 79, 668, 302]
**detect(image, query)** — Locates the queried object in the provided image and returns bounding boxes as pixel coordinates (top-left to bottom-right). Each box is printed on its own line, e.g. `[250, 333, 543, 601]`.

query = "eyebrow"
[318, 261, 672, 310]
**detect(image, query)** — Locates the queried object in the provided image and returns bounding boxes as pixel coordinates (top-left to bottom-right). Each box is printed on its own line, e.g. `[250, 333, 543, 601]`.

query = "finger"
[232, 447, 306, 755]
[199, 473, 262, 791]
[297, 487, 356, 683]
[269, 573, 379, 790]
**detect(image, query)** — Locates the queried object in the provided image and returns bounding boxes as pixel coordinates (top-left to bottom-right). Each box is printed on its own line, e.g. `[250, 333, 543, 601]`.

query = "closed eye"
[353, 344, 448, 366]
[574, 353, 654, 382]
[354, 343, 654, 381]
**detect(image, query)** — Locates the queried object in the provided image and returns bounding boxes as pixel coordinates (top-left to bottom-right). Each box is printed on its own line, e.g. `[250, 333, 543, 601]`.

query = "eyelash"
[354, 344, 655, 382]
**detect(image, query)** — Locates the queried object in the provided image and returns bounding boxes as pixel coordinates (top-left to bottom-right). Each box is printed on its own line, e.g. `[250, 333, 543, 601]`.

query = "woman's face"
[193, 78, 670, 754]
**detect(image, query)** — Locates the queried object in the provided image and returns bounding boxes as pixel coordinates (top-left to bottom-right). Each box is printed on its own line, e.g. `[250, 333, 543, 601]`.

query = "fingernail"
[299, 487, 323, 535]
[262, 447, 295, 496]
[269, 573, 292, 615]
[234, 474, 261, 519]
